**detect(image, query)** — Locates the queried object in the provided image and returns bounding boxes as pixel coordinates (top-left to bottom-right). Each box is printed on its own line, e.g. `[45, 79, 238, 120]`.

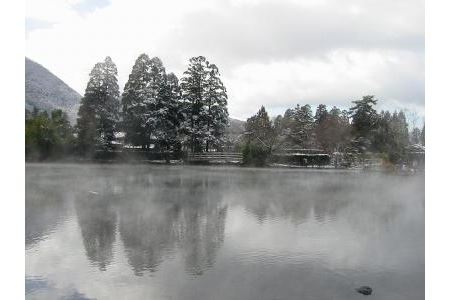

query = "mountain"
[226, 117, 245, 144]
[25, 57, 81, 123]
[228, 118, 245, 134]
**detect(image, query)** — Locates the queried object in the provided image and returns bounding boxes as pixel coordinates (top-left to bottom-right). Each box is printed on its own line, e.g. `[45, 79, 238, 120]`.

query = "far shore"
[25, 159, 423, 176]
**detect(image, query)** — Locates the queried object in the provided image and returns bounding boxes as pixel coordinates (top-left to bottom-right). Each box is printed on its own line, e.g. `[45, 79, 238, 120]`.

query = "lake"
[26, 163, 424, 300]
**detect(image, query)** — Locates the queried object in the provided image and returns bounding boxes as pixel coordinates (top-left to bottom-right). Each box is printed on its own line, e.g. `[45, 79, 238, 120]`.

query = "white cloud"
[26, 0, 424, 120]
[226, 49, 424, 119]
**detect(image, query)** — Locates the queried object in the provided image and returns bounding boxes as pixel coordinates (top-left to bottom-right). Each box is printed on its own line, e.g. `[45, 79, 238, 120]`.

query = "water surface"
[26, 164, 424, 299]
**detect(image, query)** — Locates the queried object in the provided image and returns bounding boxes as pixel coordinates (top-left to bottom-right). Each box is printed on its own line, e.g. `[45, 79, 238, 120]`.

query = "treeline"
[25, 108, 74, 160]
[77, 55, 228, 155]
[25, 55, 425, 166]
[243, 96, 425, 166]
[26, 55, 229, 160]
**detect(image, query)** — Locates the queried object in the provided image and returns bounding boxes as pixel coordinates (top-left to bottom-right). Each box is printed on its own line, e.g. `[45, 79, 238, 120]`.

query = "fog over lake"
[26, 164, 424, 300]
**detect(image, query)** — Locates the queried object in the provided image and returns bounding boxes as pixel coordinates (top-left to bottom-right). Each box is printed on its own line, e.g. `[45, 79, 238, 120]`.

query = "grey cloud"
[158, 0, 424, 119]
[165, 0, 423, 69]
[26, 0, 424, 121]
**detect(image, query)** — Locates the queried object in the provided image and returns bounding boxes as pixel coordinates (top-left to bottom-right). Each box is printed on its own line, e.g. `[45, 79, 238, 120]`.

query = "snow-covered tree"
[203, 64, 228, 151]
[286, 104, 315, 147]
[350, 95, 378, 139]
[76, 57, 120, 154]
[147, 57, 182, 151]
[244, 106, 275, 148]
[420, 125, 425, 146]
[180, 56, 209, 152]
[122, 53, 152, 148]
[315, 106, 351, 152]
[242, 106, 275, 166]
[410, 127, 422, 145]
[159, 72, 182, 150]
[122, 55, 181, 151]
[180, 56, 229, 152]
[314, 104, 328, 125]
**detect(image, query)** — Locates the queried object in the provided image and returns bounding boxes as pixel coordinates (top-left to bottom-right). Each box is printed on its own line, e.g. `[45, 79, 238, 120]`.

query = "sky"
[25, 0, 424, 122]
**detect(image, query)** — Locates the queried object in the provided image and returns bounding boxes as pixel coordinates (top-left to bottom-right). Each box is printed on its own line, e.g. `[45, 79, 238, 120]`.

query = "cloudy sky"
[26, 0, 424, 121]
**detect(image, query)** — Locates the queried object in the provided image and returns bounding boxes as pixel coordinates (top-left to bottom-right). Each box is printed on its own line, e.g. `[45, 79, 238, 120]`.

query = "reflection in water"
[177, 177, 228, 276]
[26, 165, 424, 300]
[69, 169, 230, 277]
[118, 191, 181, 275]
[230, 170, 406, 231]
[26, 275, 94, 300]
[25, 276, 50, 295]
[75, 192, 118, 271]
[118, 174, 228, 276]
[26, 178, 68, 248]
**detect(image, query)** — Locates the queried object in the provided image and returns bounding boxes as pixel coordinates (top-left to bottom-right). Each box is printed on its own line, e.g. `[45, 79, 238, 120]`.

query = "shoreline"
[25, 159, 423, 175]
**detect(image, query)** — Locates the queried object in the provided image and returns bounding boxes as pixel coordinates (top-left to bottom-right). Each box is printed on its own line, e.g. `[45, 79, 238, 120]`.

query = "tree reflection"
[235, 171, 405, 230]
[118, 174, 228, 276]
[177, 177, 228, 276]
[233, 171, 355, 224]
[119, 199, 180, 275]
[75, 191, 118, 271]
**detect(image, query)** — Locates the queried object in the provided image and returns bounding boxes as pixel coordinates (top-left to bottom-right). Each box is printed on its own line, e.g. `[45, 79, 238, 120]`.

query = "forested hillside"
[25, 57, 81, 123]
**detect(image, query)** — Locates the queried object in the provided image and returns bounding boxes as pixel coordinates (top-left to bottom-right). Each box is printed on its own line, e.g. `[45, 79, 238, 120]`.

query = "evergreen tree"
[180, 56, 228, 152]
[314, 104, 328, 125]
[349, 95, 379, 151]
[273, 115, 283, 137]
[420, 125, 425, 146]
[122, 53, 152, 148]
[162, 72, 182, 150]
[350, 95, 378, 139]
[289, 104, 315, 147]
[243, 106, 275, 166]
[373, 110, 391, 154]
[391, 111, 409, 161]
[410, 127, 422, 145]
[373, 110, 409, 162]
[244, 106, 275, 149]
[100, 57, 120, 145]
[76, 57, 120, 154]
[122, 55, 180, 151]
[154, 70, 180, 153]
[147, 57, 169, 149]
[180, 56, 208, 152]
[203, 63, 229, 151]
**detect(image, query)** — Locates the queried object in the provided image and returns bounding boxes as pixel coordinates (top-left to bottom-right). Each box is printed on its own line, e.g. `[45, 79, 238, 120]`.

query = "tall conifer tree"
[76, 57, 120, 154]
[203, 64, 228, 151]
[180, 56, 228, 152]
[122, 54, 152, 148]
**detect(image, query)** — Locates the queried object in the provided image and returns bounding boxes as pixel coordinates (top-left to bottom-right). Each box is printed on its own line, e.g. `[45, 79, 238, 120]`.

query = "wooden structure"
[272, 148, 330, 166]
[186, 152, 243, 164]
[405, 144, 425, 169]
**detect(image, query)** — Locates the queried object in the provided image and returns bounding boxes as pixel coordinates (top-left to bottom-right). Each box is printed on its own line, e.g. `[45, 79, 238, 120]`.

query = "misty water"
[26, 164, 424, 300]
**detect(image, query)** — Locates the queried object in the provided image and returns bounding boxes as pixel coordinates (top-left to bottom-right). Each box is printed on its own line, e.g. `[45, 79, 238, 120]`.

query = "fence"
[186, 152, 243, 164]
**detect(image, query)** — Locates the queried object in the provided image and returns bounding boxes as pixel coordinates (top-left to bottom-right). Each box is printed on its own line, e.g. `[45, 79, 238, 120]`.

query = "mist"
[26, 163, 424, 299]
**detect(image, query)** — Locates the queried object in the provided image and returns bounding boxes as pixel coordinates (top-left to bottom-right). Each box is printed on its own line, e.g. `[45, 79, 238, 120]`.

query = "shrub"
[242, 142, 270, 167]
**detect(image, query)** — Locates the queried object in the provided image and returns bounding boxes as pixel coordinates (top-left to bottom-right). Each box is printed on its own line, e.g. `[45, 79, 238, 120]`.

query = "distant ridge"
[25, 57, 81, 123]
[228, 118, 245, 134]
